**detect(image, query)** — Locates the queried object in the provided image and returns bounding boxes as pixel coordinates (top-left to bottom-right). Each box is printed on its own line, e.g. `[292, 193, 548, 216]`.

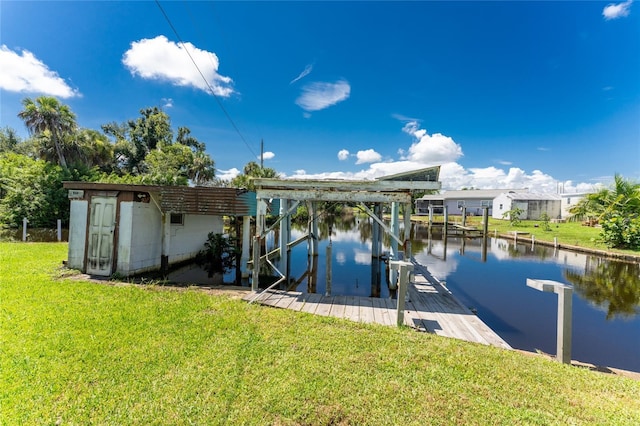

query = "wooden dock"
[243, 262, 511, 350]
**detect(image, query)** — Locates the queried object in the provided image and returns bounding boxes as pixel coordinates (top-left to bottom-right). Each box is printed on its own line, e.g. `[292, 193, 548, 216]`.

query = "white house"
[560, 192, 592, 219]
[63, 182, 252, 277]
[492, 192, 562, 220]
[415, 189, 527, 216]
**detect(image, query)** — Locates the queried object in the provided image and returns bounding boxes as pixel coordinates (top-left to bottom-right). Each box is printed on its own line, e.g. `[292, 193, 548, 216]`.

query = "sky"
[1, 0, 638, 193]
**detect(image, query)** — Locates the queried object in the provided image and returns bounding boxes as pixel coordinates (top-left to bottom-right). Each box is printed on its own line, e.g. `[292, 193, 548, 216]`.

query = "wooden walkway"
[243, 262, 511, 350]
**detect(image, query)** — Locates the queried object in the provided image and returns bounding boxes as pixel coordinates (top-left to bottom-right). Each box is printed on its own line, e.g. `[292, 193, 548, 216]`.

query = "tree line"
[0, 96, 277, 228]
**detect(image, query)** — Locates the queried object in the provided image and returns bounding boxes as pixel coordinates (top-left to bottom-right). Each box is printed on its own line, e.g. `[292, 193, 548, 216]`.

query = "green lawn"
[1, 243, 639, 425]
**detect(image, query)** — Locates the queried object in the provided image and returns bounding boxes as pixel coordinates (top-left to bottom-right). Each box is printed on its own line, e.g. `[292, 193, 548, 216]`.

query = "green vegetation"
[2, 242, 639, 424]
[569, 174, 640, 250]
[501, 206, 524, 226]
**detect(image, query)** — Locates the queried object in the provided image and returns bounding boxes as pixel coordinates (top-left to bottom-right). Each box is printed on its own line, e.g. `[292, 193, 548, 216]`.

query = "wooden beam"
[257, 189, 411, 204]
[254, 178, 440, 192]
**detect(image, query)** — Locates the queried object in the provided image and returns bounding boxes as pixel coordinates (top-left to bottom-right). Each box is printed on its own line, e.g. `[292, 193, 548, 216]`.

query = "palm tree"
[17, 96, 77, 168]
[570, 174, 640, 221]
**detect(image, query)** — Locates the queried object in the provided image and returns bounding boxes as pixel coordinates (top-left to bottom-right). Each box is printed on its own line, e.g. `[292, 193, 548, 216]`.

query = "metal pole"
[57, 219, 62, 242]
[22, 217, 28, 241]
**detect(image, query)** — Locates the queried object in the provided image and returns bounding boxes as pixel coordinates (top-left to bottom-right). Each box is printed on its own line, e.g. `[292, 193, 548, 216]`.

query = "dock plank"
[243, 260, 511, 350]
[314, 296, 334, 317]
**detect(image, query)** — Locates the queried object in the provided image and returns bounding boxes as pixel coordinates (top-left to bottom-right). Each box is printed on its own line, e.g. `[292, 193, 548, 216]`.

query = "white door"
[87, 197, 117, 276]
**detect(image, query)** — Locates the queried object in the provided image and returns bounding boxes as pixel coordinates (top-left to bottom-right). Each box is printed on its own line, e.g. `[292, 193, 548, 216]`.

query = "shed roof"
[63, 182, 253, 216]
[501, 192, 562, 201]
[418, 189, 527, 201]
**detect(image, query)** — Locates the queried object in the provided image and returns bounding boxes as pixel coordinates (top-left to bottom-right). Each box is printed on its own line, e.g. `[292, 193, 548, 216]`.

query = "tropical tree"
[570, 174, 640, 249]
[230, 161, 279, 191]
[102, 107, 216, 185]
[17, 96, 77, 168]
[0, 127, 21, 153]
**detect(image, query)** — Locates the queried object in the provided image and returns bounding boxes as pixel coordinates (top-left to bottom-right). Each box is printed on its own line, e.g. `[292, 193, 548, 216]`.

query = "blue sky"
[1, 1, 638, 192]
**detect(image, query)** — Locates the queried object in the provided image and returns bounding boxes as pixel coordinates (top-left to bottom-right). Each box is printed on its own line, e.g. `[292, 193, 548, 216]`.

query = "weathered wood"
[254, 178, 441, 192]
[243, 261, 511, 350]
[315, 296, 334, 317]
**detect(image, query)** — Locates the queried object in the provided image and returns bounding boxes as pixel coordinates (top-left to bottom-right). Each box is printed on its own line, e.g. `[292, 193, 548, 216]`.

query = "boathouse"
[63, 182, 252, 277]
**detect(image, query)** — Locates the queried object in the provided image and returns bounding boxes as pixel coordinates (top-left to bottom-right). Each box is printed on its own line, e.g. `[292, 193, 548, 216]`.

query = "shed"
[560, 192, 592, 219]
[63, 182, 252, 277]
[415, 189, 527, 216]
[492, 192, 562, 220]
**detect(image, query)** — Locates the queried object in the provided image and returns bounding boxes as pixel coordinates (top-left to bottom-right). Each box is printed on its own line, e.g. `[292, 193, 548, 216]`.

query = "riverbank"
[411, 215, 640, 262]
[497, 232, 640, 263]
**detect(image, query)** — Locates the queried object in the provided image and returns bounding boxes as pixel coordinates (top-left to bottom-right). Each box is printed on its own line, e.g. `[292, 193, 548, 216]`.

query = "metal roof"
[62, 182, 253, 216]
[418, 189, 527, 201]
[501, 192, 562, 201]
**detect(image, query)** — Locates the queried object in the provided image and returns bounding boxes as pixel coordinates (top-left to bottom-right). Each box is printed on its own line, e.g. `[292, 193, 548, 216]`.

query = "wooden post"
[57, 219, 62, 242]
[325, 243, 332, 296]
[443, 205, 449, 237]
[526, 279, 573, 364]
[241, 216, 251, 278]
[403, 202, 412, 260]
[390, 260, 414, 327]
[461, 206, 467, 227]
[371, 204, 381, 259]
[252, 198, 267, 291]
[279, 199, 289, 280]
[481, 207, 489, 262]
[482, 207, 489, 238]
[428, 205, 433, 229]
[308, 201, 318, 257]
[22, 217, 28, 241]
[390, 202, 399, 288]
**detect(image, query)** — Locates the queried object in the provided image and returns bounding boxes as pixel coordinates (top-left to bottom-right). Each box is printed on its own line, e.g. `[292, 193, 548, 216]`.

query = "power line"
[154, 0, 258, 159]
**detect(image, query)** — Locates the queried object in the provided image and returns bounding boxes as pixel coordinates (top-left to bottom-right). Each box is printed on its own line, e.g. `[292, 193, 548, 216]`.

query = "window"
[170, 213, 184, 225]
[457, 200, 465, 209]
[499, 204, 503, 210]
[481, 200, 491, 207]
[567, 198, 571, 205]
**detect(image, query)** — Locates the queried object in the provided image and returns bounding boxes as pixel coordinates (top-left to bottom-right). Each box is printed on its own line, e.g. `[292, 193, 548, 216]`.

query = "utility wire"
[154, 0, 258, 159]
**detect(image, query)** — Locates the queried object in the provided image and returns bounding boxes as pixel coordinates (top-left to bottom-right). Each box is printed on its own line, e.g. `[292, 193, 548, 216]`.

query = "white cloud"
[603, 1, 633, 19]
[497, 160, 512, 166]
[290, 64, 313, 84]
[283, 120, 600, 194]
[400, 120, 463, 164]
[162, 97, 173, 108]
[355, 149, 382, 164]
[122, 35, 234, 97]
[537, 147, 550, 152]
[216, 167, 240, 181]
[260, 151, 275, 160]
[295, 79, 350, 112]
[0, 45, 80, 98]
[337, 149, 350, 161]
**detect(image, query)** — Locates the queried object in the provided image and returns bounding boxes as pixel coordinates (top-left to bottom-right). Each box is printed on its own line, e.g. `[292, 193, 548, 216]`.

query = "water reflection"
[285, 215, 639, 371]
[565, 261, 640, 320]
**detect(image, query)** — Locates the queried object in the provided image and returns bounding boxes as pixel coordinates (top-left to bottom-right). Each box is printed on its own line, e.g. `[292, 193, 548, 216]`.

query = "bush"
[600, 213, 640, 250]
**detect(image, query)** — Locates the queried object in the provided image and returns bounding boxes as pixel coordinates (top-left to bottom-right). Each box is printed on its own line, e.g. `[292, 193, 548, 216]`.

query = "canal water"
[278, 218, 640, 373]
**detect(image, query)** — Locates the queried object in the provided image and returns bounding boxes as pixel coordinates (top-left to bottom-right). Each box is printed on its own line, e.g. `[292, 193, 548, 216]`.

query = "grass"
[2, 242, 639, 425]
[413, 215, 639, 257]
